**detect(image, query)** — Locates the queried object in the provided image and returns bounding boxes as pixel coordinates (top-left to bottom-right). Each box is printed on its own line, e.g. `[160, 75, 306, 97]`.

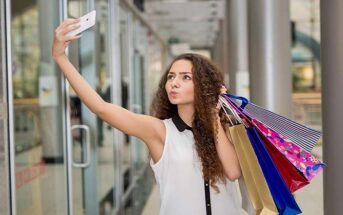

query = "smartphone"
[67, 10, 96, 37]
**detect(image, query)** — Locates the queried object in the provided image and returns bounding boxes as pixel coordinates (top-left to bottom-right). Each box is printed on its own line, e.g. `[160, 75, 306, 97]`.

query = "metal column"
[320, 1, 343, 214]
[247, 0, 292, 117]
[37, 0, 64, 163]
[227, 0, 249, 98]
[1, 0, 11, 214]
[2, 0, 16, 214]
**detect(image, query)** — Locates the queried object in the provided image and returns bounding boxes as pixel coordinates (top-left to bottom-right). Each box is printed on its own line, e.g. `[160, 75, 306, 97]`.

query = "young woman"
[52, 19, 242, 215]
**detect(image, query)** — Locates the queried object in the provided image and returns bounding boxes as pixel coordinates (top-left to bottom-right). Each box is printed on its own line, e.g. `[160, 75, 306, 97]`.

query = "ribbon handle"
[224, 93, 249, 109]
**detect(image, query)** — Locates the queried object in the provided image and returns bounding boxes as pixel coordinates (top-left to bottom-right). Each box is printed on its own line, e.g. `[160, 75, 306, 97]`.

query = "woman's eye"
[167, 75, 174, 80]
[183, 75, 192, 80]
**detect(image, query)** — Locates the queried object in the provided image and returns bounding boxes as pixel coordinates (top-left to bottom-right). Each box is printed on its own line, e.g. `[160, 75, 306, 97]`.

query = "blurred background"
[1, 0, 340, 214]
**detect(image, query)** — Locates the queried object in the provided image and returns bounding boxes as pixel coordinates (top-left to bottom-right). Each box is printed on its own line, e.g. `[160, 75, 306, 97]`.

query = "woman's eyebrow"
[168, 71, 192, 75]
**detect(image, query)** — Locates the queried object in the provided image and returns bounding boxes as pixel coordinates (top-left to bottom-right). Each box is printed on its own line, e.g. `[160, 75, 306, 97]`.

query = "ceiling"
[11, 0, 226, 49]
[142, 0, 226, 49]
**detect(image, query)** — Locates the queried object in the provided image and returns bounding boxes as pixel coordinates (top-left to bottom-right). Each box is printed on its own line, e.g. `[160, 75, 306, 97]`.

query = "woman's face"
[165, 59, 195, 105]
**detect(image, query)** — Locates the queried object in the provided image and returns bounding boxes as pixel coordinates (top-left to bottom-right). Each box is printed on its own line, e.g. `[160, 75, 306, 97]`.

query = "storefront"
[0, 0, 166, 214]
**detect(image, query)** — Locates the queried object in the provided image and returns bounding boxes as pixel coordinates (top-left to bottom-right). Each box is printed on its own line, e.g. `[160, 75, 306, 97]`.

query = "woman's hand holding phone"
[52, 18, 82, 60]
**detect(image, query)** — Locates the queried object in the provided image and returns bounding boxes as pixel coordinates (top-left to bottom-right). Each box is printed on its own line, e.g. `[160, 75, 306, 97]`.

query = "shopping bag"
[226, 97, 325, 182]
[225, 94, 321, 153]
[228, 124, 278, 215]
[260, 133, 309, 193]
[247, 127, 302, 215]
[251, 118, 325, 181]
[225, 98, 310, 192]
[238, 177, 255, 215]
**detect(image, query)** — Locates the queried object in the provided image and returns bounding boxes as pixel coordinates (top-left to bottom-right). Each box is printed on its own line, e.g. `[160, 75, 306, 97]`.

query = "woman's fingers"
[216, 85, 227, 112]
[55, 19, 80, 42]
[60, 23, 81, 36]
[64, 34, 82, 42]
[216, 101, 221, 110]
[55, 19, 78, 34]
[220, 85, 227, 94]
[52, 18, 81, 58]
[61, 18, 80, 29]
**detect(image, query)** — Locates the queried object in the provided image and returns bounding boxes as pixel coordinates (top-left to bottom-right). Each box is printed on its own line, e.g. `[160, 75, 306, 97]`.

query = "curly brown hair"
[150, 53, 228, 191]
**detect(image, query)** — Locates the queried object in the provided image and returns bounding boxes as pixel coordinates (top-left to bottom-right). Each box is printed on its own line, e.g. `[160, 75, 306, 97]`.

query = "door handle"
[71, 125, 91, 168]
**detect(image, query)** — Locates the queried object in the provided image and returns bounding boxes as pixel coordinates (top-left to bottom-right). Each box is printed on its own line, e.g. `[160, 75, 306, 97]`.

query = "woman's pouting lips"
[169, 91, 178, 97]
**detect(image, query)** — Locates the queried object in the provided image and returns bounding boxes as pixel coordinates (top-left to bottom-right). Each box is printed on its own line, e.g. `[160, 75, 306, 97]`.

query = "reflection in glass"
[95, 1, 117, 213]
[119, 7, 132, 196]
[11, 2, 66, 215]
[68, 1, 117, 214]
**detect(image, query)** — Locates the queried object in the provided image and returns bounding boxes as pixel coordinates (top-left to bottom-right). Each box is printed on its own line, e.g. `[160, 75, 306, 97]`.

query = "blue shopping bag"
[246, 127, 302, 215]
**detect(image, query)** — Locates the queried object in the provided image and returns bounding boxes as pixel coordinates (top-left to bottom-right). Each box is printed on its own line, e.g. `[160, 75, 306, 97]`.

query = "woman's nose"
[171, 77, 180, 88]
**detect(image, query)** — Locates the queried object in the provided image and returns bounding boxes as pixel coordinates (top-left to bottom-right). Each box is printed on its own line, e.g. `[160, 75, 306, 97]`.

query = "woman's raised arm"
[52, 19, 165, 156]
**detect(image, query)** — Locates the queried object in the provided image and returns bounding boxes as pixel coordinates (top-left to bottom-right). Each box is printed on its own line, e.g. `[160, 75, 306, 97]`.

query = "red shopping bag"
[259, 133, 309, 193]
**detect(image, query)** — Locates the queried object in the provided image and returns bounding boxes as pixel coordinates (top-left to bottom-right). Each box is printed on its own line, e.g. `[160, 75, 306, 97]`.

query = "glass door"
[131, 20, 149, 173]
[66, 0, 119, 214]
[9, 0, 67, 214]
[120, 7, 153, 214]
[5, 0, 135, 214]
[119, 6, 133, 203]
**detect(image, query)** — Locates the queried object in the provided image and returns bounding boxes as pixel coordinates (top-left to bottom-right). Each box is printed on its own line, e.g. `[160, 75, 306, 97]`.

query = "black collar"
[172, 113, 193, 132]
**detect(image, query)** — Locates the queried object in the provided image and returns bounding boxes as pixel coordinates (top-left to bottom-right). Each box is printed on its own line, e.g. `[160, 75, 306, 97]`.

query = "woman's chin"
[168, 96, 193, 105]
[169, 100, 179, 105]
[169, 98, 181, 105]
[169, 100, 193, 106]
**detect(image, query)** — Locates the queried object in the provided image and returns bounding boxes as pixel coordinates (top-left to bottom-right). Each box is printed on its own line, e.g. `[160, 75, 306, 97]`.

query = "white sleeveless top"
[150, 117, 240, 215]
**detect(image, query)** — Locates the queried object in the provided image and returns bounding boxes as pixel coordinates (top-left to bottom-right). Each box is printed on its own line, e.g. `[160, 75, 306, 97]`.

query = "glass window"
[11, 2, 67, 214]
[67, 1, 118, 214]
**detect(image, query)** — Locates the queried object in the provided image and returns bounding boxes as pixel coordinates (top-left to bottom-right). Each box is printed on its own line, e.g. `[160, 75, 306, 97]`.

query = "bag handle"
[219, 97, 235, 125]
[219, 95, 248, 127]
[224, 93, 249, 109]
[219, 96, 242, 124]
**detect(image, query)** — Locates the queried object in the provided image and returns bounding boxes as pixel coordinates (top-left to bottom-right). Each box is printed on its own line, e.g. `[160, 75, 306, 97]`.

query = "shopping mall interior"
[1, 0, 342, 214]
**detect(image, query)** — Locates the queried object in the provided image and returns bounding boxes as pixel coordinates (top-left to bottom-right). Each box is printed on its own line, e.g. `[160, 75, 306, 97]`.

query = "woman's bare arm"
[215, 117, 242, 181]
[52, 19, 165, 160]
[54, 55, 104, 113]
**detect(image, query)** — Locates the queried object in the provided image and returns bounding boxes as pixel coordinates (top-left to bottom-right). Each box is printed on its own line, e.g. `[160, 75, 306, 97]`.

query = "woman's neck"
[177, 104, 194, 127]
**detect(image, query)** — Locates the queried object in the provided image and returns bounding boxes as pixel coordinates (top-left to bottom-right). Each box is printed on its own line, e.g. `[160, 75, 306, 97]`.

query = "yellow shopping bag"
[227, 124, 278, 215]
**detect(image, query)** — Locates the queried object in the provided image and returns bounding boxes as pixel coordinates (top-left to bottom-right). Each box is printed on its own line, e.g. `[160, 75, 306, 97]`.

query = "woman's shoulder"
[149, 117, 176, 142]
[154, 118, 170, 132]
[153, 118, 175, 141]
[154, 117, 175, 137]
[145, 117, 174, 163]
